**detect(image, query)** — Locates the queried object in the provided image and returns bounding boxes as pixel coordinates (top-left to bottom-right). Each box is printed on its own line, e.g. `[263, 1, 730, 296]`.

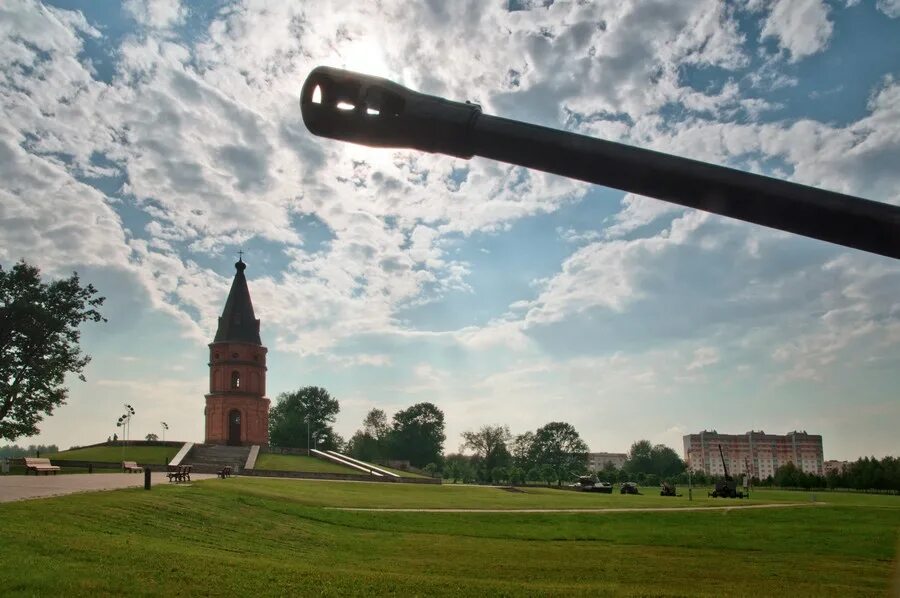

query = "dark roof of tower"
[213, 258, 262, 345]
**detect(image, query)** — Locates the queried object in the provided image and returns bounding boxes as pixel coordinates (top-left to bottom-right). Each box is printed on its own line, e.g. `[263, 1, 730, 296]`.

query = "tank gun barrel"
[301, 66, 900, 260]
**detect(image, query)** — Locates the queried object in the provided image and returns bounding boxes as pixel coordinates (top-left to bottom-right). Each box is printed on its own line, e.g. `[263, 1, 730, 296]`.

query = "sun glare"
[339, 40, 391, 78]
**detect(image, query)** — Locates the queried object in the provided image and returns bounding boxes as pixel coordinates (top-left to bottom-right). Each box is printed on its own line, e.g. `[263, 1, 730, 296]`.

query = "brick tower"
[204, 257, 269, 445]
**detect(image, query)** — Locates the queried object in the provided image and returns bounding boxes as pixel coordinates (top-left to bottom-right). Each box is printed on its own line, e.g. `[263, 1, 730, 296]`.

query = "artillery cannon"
[710, 444, 745, 499]
[301, 66, 900, 260]
[660, 481, 677, 497]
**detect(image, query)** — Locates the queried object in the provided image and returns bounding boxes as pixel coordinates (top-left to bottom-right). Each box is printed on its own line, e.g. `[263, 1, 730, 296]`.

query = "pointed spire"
[213, 258, 261, 344]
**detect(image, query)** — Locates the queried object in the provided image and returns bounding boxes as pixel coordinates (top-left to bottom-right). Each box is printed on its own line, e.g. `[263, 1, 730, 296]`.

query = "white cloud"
[604, 194, 683, 239]
[524, 211, 709, 325]
[124, 0, 186, 30]
[760, 0, 833, 61]
[687, 347, 720, 371]
[876, 0, 900, 18]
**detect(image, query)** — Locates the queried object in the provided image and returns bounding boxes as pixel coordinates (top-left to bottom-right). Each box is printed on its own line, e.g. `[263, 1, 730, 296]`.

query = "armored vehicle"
[620, 482, 640, 495]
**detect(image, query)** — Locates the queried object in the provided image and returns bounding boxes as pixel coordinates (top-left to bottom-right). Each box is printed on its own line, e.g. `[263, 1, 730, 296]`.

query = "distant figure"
[113, 433, 118, 442]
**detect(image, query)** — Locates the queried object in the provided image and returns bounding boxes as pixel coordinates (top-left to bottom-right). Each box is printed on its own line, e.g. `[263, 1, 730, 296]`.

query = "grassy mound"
[0, 479, 897, 595]
[50, 445, 176, 464]
[253, 453, 360, 474]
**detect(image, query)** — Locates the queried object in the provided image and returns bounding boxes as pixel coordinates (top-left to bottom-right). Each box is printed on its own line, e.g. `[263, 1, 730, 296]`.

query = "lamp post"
[161, 421, 168, 443]
[117, 414, 128, 459]
[123, 404, 135, 446]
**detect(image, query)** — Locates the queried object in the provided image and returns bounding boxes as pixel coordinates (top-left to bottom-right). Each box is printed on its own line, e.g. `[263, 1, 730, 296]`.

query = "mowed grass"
[0, 478, 897, 596]
[254, 453, 359, 474]
[49, 445, 175, 464]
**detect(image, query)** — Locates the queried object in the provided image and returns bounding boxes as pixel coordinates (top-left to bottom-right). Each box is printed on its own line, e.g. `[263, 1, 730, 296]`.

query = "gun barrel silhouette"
[301, 66, 900, 260]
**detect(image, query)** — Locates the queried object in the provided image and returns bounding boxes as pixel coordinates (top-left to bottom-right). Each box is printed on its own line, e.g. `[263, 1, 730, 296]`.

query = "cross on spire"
[237, 250, 244, 262]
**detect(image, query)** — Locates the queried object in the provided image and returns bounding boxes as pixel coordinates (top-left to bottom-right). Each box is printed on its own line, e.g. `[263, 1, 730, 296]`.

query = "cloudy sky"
[2, 0, 899, 460]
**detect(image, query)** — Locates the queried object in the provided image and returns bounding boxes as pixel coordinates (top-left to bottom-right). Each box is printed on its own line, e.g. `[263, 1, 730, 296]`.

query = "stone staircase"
[186, 444, 252, 474]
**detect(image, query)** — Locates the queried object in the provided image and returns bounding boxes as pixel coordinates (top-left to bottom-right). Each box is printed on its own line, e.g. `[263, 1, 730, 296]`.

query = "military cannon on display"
[301, 66, 900, 260]
[570, 475, 613, 493]
[620, 482, 640, 495]
[660, 481, 677, 497]
[710, 444, 745, 499]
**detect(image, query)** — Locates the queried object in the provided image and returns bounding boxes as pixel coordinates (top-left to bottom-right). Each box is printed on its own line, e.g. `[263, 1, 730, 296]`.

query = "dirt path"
[0, 472, 217, 503]
[328, 502, 824, 513]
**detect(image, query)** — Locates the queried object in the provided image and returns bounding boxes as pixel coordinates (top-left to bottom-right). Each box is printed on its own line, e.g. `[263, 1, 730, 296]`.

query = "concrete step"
[186, 444, 251, 472]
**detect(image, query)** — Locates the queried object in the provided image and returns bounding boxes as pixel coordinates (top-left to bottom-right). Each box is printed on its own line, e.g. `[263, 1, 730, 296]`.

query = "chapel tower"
[204, 258, 269, 445]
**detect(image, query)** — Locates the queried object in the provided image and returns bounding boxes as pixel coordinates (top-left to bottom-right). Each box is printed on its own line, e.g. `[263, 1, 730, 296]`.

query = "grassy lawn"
[0, 479, 897, 596]
[49, 445, 176, 465]
[254, 453, 360, 474]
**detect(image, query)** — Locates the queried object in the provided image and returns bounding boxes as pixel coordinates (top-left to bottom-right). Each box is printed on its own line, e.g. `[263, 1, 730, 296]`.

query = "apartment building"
[587, 452, 628, 470]
[683, 430, 824, 478]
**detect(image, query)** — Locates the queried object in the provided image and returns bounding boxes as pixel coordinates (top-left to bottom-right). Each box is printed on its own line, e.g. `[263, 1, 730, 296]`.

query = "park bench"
[218, 466, 232, 479]
[122, 461, 143, 473]
[166, 465, 192, 483]
[23, 458, 60, 475]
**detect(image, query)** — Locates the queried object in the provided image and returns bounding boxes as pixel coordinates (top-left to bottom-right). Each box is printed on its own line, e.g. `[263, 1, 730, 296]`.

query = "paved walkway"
[0, 472, 216, 503]
[329, 502, 824, 513]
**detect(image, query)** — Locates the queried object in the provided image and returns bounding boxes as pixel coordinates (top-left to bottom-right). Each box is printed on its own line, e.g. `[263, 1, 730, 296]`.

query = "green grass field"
[253, 453, 360, 474]
[49, 445, 175, 464]
[0, 478, 897, 596]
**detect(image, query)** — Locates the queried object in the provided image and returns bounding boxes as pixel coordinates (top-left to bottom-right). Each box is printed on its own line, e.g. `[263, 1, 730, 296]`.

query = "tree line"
[742, 457, 900, 492]
[0, 443, 59, 458]
[268, 386, 446, 469]
[442, 426, 689, 486]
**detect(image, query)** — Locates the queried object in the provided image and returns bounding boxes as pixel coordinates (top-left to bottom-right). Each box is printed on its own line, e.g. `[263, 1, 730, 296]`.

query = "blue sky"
[1, 0, 899, 459]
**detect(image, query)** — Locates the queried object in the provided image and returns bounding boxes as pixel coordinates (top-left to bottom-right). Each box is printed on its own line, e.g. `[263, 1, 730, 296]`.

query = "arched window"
[231, 370, 241, 389]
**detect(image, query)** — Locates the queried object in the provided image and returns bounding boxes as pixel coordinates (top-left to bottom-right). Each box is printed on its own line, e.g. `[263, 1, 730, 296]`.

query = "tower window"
[231, 371, 241, 389]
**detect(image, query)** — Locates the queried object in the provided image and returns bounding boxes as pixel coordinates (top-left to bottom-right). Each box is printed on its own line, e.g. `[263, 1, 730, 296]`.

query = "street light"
[123, 404, 135, 446]
[117, 413, 128, 459]
[160, 421, 169, 443]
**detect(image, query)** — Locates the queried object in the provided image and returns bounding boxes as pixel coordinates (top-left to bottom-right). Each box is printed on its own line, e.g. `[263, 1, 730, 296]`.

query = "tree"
[363, 408, 390, 440]
[509, 466, 525, 486]
[423, 462, 439, 478]
[531, 422, 589, 485]
[491, 466, 508, 485]
[625, 440, 653, 475]
[268, 386, 340, 450]
[540, 463, 557, 486]
[624, 440, 685, 479]
[145, 433, 158, 441]
[649, 444, 685, 479]
[388, 402, 445, 468]
[443, 453, 469, 484]
[347, 408, 391, 462]
[461, 424, 511, 482]
[600, 460, 620, 483]
[526, 466, 542, 484]
[511, 431, 536, 470]
[0, 261, 106, 440]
